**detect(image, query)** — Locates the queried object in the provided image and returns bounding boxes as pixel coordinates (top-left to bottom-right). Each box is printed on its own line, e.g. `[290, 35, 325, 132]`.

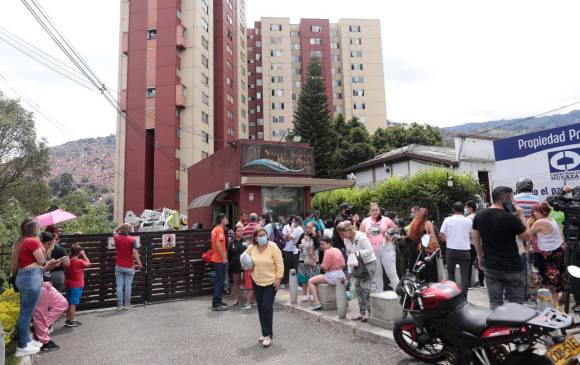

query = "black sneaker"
[219, 302, 228, 307]
[64, 320, 77, 328]
[41, 341, 59, 352]
[212, 306, 228, 311]
[73, 320, 82, 326]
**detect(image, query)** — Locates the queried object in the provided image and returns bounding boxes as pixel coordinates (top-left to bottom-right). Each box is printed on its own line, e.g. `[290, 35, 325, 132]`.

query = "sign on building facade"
[240, 143, 314, 175]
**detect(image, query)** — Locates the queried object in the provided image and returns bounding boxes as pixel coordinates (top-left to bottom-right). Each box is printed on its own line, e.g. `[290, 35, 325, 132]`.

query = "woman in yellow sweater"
[243, 227, 284, 347]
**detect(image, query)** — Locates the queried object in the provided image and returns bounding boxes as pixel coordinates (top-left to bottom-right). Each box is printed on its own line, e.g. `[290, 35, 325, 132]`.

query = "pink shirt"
[361, 216, 396, 247]
[321, 247, 345, 272]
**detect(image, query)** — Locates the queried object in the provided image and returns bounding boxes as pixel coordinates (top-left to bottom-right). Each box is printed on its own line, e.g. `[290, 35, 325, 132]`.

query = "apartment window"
[271, 76, 284, 83]
[352, 63, 364, 71]
[257, 118, 264, 125]
[310, 50, 323, 58]
[225, 0, 233, 9]
[202, 54, 209, 68]
[292, 93, 298, 101]
[292, 43, 301, 50]
[228, 128, 234, 136]
[353, 89, 365, 97]
[256, 53, 262, 61]
[256, 79, 263, 86]
[292, 68, 302, 75]
[226, 13, 233, 25]
[176, 9, 182, 20]
[146, 87, 156, 98]
[332, 80, 342, 87]
[226, 61, 233, 71]
[334, 105, 344, 113]
[358, 117, 367, 123]
[201, 131, 209, 143]
[242, 123, 247, 133]
[256, 105, 262, 113]
[227, 111, 234, 120]
[293, 80, 302, 88]
[201, 18, 209, 32]
[256, 41, 262, 48]
[226, 76, 232, 86]
[270, 24, 282, 31]
[201, 0, 209, 14]
[241, 109, 246, 118]
[272, 116, 285, 124]
[226, 44, 233, 56]
[201, 73, 209, 86]
[201, 35, 209, 50]
[176, 108, 182, 118]
[202, 111, 209, 123]
[351, 50, 363, 57]
[255, 28, 261, 35]
[309, 38, 322, 45]
[241, 94, 246, 103]
[147, 29, 157, 40]
[334, 92, 342, 100]
[201, 151, 209, 159]
[290, 30, 299, 37]
[226, 94, 234, 104]
[349, 25, 361, 32]
[257, 132, 264, 140]
[332, 55, 340, 62]
[352, 76, 364, 83]
[330, 42, 340, 49]
[255, 66, 262, 73]
[271, 37, 282, 44]
[330, 30, 339, 37]
[291, 56, 301, 63]
[227, 30, 233, 41]
[241, 66, 246, 76]
[350, 38, 362, 45]
[241, 80, 246, 89]
[272, 129, 285, 137]
[331, 67, 341, 75]
[271, 50, 283, 57]
[272, 102, 285, 110]
[271, 63, 283, 70]
[353, 103, 366, 110]
[256, 92, 262, 99]
[311, 25, 322, 33]
[272, 89, 284, 97]
[202, 92, 209, 105]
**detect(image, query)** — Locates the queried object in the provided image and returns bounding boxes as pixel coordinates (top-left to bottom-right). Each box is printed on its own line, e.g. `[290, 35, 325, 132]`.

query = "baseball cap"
[339, 202, 352, 210]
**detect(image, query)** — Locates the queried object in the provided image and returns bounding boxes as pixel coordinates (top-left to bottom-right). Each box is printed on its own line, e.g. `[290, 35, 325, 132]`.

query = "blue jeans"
[115, 266, 135, 306]
[212, 263, 227, 307]
[16, 268, 42, 348]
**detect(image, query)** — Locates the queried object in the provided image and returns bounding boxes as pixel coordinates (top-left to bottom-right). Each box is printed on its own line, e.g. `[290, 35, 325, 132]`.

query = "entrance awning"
[241, 176, 355, 193]
[188, 187, 239, 209]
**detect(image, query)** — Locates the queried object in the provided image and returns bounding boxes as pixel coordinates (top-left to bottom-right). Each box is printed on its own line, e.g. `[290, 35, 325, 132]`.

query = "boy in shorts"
[64, 245, 91, 327]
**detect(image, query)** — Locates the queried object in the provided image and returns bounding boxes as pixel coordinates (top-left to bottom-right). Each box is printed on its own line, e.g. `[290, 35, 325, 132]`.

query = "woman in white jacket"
[336, 221, 377, 322]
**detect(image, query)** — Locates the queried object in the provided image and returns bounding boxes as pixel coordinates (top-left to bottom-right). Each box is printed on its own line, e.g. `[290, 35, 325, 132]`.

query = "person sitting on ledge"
[308, 237, 345, 311]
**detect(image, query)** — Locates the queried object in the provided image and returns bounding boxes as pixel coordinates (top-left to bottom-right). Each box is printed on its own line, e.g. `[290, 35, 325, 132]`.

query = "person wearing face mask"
[360, 203, 398, 293]
[297, 222, 320, 302]
[281, 216, 304, 286]
[228, 226, 246, 306]
[243, 228, 283, 348]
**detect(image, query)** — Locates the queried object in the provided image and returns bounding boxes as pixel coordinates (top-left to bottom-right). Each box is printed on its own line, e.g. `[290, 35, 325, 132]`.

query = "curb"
[275, 299, 396, 346]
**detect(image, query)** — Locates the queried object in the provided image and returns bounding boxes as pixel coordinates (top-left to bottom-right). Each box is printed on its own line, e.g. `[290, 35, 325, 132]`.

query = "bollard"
[289, 269, 298, 304]
[336, 278, 347, 319]
[455, 264, 461, 288]
[537, 288, 553, 311]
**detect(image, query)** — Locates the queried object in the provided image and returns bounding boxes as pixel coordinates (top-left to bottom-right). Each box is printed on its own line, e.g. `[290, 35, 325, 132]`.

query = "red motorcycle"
[394, 236, 580, 365]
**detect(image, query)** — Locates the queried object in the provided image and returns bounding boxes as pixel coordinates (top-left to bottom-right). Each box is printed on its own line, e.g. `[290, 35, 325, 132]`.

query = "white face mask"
[464, 208, 469, 216]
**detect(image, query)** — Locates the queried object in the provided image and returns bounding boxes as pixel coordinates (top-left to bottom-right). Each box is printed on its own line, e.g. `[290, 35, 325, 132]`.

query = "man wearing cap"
[332, 203, 352, 263]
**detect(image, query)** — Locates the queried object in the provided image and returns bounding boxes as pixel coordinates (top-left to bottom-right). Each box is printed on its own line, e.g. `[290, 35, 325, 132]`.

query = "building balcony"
[176, 85, 185, 107]
[120, 89, 127, 111]
[176, 24, 186, 49]
[122, 32, 128, 55]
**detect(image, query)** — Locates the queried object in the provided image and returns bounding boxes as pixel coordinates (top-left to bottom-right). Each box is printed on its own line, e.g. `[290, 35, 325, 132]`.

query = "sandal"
[351, 314, 362, 321]
[361, 315, 369, 323]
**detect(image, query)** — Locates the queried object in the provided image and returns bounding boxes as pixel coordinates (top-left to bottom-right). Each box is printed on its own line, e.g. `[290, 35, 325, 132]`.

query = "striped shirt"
[513, 192, 541, 219]
[242, 222, 260, 243]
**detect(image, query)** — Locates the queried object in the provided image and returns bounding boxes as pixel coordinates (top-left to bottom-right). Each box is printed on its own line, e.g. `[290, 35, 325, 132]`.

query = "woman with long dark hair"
[10, 218, 59, 357]
[407, 208, 439, 282]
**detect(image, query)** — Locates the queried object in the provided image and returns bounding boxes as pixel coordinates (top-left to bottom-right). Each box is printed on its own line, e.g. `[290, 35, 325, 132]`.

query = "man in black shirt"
[472, 186, 532, 309]
[332, 202, 352, 251]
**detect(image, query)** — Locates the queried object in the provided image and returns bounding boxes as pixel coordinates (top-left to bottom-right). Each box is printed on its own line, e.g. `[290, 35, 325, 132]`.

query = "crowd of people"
[209, 178, 569, 348]
[10, 221, 143, 357]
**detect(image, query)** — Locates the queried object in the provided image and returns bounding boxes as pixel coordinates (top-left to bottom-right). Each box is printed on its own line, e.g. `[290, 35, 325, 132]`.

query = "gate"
[59, 230, 212, 310]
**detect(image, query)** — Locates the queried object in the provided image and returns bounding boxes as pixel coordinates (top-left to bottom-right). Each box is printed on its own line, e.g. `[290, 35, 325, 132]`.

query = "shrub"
[312, 168, 482, 226]
[0, 288, 20, 346]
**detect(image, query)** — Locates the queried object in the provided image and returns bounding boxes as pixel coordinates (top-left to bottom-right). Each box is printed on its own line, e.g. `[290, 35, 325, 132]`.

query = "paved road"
[38, 297, 424, 365]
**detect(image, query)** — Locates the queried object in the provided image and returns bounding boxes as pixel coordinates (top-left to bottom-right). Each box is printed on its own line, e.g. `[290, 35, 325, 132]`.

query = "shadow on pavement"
[237, 342, 288, 362]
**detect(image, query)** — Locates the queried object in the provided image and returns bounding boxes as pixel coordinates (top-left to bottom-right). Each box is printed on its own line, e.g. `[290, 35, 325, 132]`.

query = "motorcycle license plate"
[547, 336, 580, 365]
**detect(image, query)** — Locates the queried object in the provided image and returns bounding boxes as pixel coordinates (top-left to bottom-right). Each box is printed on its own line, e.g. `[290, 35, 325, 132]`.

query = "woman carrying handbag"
[407, 208, 440, 282]
[337, 221, 376, 322]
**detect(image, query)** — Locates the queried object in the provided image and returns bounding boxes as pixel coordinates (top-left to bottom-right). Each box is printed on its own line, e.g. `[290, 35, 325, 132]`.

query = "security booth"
[187, 140, 354, 228]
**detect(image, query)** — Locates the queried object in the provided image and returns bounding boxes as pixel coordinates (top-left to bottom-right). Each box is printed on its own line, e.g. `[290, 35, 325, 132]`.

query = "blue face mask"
[257, 236, 268, 246]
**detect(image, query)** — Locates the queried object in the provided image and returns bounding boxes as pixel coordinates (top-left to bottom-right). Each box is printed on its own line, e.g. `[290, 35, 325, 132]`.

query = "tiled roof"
[348, 144, 457, 171]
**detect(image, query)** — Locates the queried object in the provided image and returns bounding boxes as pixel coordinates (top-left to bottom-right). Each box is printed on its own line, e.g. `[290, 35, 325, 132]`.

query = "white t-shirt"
[440, 214, 472, 250]
[282, 224, 304, 254]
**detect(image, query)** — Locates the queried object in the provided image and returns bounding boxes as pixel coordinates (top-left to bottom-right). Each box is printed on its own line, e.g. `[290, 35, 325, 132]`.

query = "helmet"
[240, 252, 254, 270]
[516, 178, 533, 193]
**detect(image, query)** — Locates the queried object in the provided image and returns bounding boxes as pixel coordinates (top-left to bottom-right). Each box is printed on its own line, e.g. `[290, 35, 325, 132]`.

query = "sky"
[2, 0, 580, 146]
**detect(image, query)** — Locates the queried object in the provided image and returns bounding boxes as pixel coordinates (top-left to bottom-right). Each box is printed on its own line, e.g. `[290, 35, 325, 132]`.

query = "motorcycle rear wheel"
[393, 318, 448, 363]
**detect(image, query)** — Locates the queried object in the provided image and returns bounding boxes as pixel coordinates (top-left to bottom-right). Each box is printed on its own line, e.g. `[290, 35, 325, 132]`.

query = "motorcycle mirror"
[421, 234, 430, 248]
[568, 265, 580, 279]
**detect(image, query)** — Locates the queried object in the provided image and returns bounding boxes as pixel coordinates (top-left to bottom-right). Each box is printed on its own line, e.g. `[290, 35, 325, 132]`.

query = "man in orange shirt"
[212, 213, 229, 311]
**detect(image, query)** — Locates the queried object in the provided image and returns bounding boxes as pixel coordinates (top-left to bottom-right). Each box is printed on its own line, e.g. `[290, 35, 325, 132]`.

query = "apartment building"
[247, 18, 386, 141]
[114, 0, 247, 221]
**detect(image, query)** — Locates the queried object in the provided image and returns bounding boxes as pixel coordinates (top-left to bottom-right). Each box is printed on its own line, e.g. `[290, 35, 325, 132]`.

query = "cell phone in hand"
[502, 198, 515, 214]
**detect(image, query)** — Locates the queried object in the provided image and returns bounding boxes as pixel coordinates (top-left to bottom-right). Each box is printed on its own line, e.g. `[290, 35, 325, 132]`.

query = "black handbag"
[8, 275, 18, 293]
[352, 254, 370, 280]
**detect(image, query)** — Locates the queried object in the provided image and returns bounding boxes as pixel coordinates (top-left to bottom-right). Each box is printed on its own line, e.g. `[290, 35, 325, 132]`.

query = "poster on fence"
[493, 124, 580, 200]
[107, 236, 141, 249]
[162, 234, 176, 248]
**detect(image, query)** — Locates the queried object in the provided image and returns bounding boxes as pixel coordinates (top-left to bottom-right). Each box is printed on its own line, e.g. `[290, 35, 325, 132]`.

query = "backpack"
[202, 249, 213, 264]
[271, 226, 285, 250]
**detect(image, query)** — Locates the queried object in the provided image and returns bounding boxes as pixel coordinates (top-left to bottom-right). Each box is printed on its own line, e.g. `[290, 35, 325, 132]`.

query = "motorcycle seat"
[447, 303, 491, 336]
[486, 303, 537, 327]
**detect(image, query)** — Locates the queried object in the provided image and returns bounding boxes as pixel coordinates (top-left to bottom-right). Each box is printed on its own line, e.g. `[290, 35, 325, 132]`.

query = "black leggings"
[282, 251, 299, 284]
[253, 281, 277, 337]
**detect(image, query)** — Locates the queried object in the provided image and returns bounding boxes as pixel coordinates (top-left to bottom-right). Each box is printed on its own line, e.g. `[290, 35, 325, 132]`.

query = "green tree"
[371, 122, 443, 154]
[49, 172, 75, 197]
[333, 117, 375, 174]
[292, 57, 334, 177]
[61, 203, 114, 234]
[55, 189, 92, 216]
[0, 92, 50, 214]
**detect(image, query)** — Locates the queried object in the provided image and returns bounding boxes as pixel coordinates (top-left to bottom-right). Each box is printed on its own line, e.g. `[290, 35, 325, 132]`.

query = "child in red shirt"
[63, 245, 91, 327]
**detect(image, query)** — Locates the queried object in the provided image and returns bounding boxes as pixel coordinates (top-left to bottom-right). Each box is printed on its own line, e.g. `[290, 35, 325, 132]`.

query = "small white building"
[347, 134, 497, 202]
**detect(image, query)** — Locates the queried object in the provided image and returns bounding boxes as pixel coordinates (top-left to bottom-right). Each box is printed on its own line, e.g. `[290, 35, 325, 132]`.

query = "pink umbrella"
[35, 209, 77, 227]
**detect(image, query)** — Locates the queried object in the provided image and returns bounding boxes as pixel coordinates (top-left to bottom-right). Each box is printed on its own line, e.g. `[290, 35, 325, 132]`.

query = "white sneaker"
[241, 304, 253, 310]
[15, 344, 40, 357]
[262, 336, 272, 347]
[301, 295, 310, 303]
[29, 339, 43, 349]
